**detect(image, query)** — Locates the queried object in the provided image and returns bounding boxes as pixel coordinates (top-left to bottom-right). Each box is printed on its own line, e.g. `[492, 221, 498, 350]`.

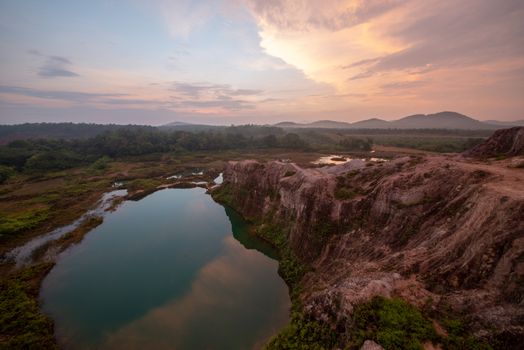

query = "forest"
[0, 123, 488, 183]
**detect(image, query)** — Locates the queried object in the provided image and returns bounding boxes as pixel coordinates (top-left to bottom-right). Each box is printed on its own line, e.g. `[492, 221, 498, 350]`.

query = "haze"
[1, 0, 523, 125]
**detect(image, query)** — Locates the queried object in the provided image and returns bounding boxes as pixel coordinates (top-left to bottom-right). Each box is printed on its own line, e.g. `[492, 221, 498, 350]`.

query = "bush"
[266, 312, 337, 350]
[90, 156, 112, 171]
[349, 297, 438, 350]
[0, 165, 15, 184]
[0, 264, 58, 349]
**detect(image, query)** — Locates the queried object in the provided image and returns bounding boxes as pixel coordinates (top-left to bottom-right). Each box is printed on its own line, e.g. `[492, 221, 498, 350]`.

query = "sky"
[0, 0, 523, 125]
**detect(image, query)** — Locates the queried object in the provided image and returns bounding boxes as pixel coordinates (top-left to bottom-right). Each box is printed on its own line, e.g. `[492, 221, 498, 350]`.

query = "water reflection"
[41, 188, 289, 350]
[101, 235, 289, 350]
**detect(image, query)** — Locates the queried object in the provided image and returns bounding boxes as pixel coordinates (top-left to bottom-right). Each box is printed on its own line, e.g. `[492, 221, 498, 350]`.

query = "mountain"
[308, 120, 352, 128]
[274, 121, 302, 128]
[389, 111, 495, 129]
[274, 111, 504, 130]
[349, 118, 389, 129]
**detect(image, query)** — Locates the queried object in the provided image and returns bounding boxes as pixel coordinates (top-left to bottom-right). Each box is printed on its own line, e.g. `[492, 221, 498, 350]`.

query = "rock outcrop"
[465, 126, 524, 157]
[217, 147, 524, 347]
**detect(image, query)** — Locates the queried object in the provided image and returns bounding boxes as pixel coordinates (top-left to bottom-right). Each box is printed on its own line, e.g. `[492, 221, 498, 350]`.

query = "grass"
[0, 263, 58, 350]
[0, 209, 50, 237]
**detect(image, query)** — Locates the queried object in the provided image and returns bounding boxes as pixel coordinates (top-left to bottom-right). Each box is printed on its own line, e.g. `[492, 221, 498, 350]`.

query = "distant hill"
[274, 111, 505, 130]
[483, 119, 524, 127]
[350, 118, 389, 129]
[308, 120, 352, 128]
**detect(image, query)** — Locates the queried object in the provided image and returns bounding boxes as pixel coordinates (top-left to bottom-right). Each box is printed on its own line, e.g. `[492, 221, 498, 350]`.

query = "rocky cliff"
[465, 126, 524, 157]
[214, 133, 524, 348]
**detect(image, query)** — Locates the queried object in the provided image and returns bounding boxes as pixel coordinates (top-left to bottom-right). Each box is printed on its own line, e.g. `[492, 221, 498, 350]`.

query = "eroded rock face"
[218, 152, 524, 344]
[465, 126, 524, 157]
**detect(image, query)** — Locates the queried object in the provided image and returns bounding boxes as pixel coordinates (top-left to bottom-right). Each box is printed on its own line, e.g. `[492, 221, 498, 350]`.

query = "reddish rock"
[465, 126, 524, 157]
[217, 150, 524, 345]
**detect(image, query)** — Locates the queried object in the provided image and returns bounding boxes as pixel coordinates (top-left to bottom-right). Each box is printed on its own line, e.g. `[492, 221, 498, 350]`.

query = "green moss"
[347, 297, 438, 350]
[0, 209, 50, 237]
[0, 263, 58, 350]
[283, 171, 296, 177]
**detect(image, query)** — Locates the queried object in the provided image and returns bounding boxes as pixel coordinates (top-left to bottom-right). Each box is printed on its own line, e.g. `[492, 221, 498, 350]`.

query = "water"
[41, 188, 290, 350]
[312, 155, 351, 165]
[312, 155, 388, 165]
[4, 190, 127, 266]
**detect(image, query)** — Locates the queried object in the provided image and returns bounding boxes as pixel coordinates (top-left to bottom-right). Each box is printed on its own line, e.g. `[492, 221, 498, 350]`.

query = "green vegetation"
[348, 297, 438, 350]
[0, 209, 50, 237]
[0, 124, 489, 177]
[255, 224, 305, 289]
[0, 263, 58, 350]
[266, 312, 337, 350]
[370, 135, 484, 153]
[0, 165, 15, 184]
[0, 126, 312, 174]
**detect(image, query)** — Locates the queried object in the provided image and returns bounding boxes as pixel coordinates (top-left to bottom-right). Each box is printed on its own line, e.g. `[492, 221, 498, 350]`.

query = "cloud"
[0, 81, 263, 114]
[348, 71, 374, 80]
[171, 81, 262, 98]
[342, 56, 382, 69]
[169, 81, 262, 111]
[365, 1, 524, 74]
[0, 85, 123, 102]
[176, 99, 254, 110]
[243, 0, 402, 32]
[28, 50, 80, 78]
[147, 0, 231, 39]
[244, 0, 524, 85]
[380, 80, 427, 90]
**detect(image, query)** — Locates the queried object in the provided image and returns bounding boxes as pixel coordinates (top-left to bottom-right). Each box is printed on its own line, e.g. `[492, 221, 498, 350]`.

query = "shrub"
[266, 312, 337, 350]
[0, 165, 15, 184]
[349, 297, 438, 350]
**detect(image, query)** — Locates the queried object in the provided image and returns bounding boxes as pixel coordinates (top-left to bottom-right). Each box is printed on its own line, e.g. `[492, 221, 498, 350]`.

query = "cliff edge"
[214, 129, 524, 348]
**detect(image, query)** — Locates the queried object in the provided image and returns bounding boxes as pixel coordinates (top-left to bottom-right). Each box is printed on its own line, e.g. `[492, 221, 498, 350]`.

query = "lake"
[41, 187, 290, 350]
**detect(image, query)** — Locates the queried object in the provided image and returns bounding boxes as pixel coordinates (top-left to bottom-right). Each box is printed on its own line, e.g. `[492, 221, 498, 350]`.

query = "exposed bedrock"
[218, 152, 524, 345]
[465, 126, 524, 157]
